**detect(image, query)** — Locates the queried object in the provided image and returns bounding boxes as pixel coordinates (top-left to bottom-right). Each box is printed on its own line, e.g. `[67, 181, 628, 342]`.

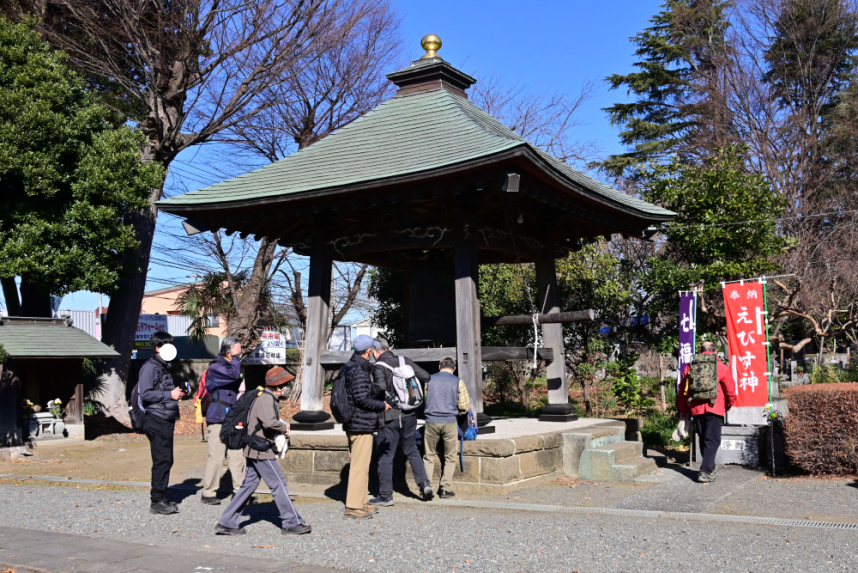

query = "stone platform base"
[278, 418, 645, 494]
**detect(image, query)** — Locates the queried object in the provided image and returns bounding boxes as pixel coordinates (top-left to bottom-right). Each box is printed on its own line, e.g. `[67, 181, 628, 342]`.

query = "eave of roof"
[157, 84, 674, 222]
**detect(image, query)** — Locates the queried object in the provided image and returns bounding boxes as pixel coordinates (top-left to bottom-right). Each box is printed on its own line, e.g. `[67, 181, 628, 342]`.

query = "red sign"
[723, 281, 769, 407]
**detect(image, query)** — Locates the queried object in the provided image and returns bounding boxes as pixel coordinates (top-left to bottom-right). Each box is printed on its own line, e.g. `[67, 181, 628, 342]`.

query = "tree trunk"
[98, 193, 159, 423]
[1, 277, 20, 316]
[19, 275, 51, 317]
[230, 238, 279, 357]
[581, 379, 593, 416]
[659, 353, 666, 411]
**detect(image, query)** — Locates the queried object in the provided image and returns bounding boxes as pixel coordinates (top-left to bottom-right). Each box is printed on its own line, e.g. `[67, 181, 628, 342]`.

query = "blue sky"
[8, 0, 663, 313]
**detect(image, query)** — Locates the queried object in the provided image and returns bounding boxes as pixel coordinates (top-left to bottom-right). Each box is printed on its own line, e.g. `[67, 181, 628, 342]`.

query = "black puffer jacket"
[342, 353, 386, 433]
[372, 351, 430, 424]
[138, 355, 180, 422]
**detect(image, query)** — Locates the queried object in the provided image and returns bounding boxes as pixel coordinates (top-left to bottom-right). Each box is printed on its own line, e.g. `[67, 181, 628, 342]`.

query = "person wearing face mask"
[138, 331, 184, 515]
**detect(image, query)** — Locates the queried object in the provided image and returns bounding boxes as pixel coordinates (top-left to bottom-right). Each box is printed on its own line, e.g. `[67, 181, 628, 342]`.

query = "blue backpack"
[457, 411, 478, 470]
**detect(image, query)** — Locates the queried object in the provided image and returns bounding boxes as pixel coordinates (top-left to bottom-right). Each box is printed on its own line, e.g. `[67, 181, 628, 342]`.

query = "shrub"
[783, 383, 858, 475]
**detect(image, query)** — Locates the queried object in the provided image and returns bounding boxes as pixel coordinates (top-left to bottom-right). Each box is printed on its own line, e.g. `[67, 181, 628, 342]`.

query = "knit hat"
[265, 366, 295, 387]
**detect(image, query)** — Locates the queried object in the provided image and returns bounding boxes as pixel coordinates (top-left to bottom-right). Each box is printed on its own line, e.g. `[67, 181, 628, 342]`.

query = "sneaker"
[438, 488, 456, 499]
[214, 524, 246, 535]
[369, 496, 394, 507]
[166, 500, 179, 508]
[150, 500, 179, 515]
[282, 523, 312, 535]
[698, 472, 715, 483]
[421, 483, 435, 502]
[343, 507, 374, 520]
[201, 496, 221, 505]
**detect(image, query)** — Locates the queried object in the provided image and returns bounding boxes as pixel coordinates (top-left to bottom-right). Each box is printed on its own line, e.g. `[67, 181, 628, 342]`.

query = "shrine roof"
[0, 317, 120, 359]
[157, 88, 674, 220]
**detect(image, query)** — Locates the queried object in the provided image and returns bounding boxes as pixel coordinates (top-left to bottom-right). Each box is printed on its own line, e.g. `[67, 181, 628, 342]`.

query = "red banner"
[723, 281, 769, 408]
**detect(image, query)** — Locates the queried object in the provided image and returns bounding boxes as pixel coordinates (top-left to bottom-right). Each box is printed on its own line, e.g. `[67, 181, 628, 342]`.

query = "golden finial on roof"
[420, 34, 442, 60]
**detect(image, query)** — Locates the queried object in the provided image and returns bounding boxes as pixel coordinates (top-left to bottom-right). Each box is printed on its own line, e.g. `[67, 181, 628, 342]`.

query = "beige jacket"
[243, 389, 288, 460]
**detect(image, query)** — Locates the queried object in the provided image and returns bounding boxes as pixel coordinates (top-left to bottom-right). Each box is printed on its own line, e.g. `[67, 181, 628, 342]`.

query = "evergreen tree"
[0, 18, 163, 309]
[598, 0, 732, 178]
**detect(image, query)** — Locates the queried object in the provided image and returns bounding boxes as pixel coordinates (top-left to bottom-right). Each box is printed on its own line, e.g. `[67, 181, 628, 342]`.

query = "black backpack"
[330, 369, 354, 424]
[220, 388, 272, 452]
[129, 382, 145, 433]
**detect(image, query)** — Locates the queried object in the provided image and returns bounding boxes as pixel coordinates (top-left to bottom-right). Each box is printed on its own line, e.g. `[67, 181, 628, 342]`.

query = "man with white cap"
[341, 334, 390, 519]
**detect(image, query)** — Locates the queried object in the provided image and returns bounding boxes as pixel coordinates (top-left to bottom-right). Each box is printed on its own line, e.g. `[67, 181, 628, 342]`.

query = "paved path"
[0, 525, 346, 573]
[0, 480, 857, 572]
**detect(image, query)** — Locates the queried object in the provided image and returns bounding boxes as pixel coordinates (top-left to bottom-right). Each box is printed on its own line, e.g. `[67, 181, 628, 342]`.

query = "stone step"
[560, 424, 626, 477]
[611, 456, 659, 482]
[578, 441, 654, 482]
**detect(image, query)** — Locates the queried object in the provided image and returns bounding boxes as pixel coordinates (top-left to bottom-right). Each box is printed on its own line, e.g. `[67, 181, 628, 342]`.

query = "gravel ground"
[0, 483, 856, 572]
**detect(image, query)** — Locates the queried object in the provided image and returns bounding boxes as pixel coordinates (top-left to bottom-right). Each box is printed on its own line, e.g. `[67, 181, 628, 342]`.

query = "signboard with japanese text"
[134, 314, 168, 349]
[243, 331, 288, 365]
[678, 292, 696, 388]
[723, 281, 769, 409]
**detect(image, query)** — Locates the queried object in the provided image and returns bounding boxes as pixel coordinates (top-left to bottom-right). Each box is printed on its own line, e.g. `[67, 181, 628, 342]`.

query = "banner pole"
[762, 280, 773, 404]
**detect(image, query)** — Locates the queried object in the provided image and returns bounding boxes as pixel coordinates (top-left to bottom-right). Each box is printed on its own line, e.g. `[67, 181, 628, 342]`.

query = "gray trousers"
[218, 458, 303, 529]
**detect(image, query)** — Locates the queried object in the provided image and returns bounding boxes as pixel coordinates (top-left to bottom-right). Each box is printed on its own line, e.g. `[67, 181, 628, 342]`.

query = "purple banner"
[678, 292, 696, 388]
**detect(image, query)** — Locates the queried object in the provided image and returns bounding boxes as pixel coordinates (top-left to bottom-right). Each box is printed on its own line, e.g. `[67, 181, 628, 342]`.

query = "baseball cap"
[353, 334, 380, 352]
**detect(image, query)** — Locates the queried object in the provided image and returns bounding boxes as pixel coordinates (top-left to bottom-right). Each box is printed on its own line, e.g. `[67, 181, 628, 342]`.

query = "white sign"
[135, 314, 169, 348]
[243, 331, 287, 365]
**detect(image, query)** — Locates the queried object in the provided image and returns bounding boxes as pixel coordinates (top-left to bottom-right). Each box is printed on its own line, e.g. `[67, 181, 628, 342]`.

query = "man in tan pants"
[201, 337, 246, 504]
[423, 356, 470, 498]
[340, 335, 390, 519]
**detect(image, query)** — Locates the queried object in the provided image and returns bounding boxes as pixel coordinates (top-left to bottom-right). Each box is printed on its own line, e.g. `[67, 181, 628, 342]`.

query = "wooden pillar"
[536, 258, 577, 422]
[454, 239, 491, 427]
[293, 242, 334, 430]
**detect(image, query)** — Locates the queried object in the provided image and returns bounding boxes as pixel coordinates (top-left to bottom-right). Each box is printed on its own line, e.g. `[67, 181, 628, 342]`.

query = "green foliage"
[642, 146, 788, 320]
[366, 267, 405, 347]
[598, 0, 730, 177]
[175, 272, 247, 343]
[0, 18, 163, 295]
[811, 364, 845, 384]
[83, 400, 100, 416]
[609, 365, 656, 416]
[0, 343, 6, 364]
[641, 408, 686, 448]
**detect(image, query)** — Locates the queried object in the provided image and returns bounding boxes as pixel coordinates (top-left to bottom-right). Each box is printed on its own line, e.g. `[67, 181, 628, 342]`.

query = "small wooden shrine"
[158, 35, 675, 430]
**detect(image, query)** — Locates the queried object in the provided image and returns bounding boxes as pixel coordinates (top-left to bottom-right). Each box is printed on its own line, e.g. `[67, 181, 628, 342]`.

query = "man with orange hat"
[215, 366, 311, 536]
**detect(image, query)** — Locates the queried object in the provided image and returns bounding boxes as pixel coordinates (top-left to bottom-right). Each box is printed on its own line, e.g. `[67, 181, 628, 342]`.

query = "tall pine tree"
[598, 0, 732, 178]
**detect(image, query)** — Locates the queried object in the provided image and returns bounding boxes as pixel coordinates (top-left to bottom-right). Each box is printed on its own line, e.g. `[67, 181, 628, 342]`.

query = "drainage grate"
[441, 499, 858, 531]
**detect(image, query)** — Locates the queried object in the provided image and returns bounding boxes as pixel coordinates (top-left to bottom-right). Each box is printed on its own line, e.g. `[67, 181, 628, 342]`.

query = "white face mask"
[159, 343, 177, 362]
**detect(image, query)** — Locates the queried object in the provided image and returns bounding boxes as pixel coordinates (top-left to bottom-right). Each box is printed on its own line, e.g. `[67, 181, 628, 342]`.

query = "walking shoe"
[438, 488, 456, 499]
[343, 507, 374, 520]
[710, 465, 719, 476]
[698, 472, 715, 483]
[369, 496, 394, 506]
[166, 500, 179, 508]
[201, 496, 221, 505]
[362, 504, 378, 513]
[282, 523, 313, 535]
[214, 524, 246, 535]
[421, 483, 435, 501]
[150, 500, 179, 515]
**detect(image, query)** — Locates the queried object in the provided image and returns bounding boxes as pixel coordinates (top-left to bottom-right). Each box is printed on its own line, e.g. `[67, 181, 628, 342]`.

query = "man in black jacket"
[370, 338, 433, 506]
[138, 331, 184, 515]
[342, 335, 390, 520]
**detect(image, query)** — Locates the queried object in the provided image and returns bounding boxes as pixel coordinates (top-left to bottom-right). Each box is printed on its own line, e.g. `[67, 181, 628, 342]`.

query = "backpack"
[687, 353, 719, 405]
[129, 382, 145, 433]
[219, 388, 272, 451]
[457, 410, 478, 470]
[195, 368, 211, 415]
[330, 369, 354, 424]
[129, 361, 164, 433]
[376, 356, 424, 411]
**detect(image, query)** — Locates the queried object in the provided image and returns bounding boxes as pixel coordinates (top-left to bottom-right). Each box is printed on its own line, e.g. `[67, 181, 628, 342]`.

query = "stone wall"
[279, 430, 571, 494]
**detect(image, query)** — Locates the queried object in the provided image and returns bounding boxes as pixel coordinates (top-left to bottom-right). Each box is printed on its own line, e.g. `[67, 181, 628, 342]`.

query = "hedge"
[784, 383, 858, 475]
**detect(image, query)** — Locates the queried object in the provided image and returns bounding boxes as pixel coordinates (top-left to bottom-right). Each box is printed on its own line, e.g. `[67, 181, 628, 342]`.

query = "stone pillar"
[454, 239, 492, 429]
[293, 243, 334, 430]
[536, 258, 577, 422]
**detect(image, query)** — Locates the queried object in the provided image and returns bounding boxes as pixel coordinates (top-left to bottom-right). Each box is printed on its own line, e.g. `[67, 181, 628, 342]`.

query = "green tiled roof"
[157, 88, 674, 219]
[0, 318, 119, 359]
